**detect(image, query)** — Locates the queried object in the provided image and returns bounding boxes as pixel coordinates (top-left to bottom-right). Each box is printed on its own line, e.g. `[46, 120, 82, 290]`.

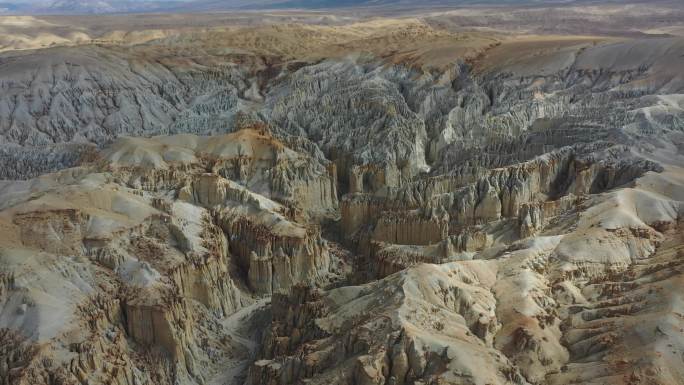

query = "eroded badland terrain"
[1, 1, 684, 384]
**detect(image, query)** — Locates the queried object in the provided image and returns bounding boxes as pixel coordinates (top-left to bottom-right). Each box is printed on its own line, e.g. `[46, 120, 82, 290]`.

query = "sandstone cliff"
[1, 14, 684, 385]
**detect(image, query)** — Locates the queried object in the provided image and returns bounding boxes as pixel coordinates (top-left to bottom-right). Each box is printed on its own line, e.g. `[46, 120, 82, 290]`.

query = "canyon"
[1, 2, 684, 385]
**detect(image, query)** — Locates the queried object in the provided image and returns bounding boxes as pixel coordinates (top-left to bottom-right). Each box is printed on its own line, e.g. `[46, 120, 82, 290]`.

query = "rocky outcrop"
[518, 195, 580, 238]
[340, 145, 661, 260]
[218, 215, 331, 295]
[246, 262, 525, 385]
[340, 194, 392, 237]
[106, 129, 338, 216]
[123, 293, 193, 360]
[2, 33, 683, 187]
[423, 146, 661, 225]
[370, 228, 493, 278]
[13, 208, 88, 255]
[372, 211, 448, 246]
[0, 143, 98, 180]
[0, 126, 350, 385]
[0, 329, 38, 385]
[372, 242, 438, 278]
[446, 229, 493, 254]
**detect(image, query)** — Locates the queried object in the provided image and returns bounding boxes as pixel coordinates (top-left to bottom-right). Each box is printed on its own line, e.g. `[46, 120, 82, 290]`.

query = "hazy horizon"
[0, 0, 642, 16]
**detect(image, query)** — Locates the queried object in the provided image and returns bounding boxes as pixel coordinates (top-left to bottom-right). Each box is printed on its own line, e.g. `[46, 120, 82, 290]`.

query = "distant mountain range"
[0, 0, 188, 14]
[0, 0, 652, 15]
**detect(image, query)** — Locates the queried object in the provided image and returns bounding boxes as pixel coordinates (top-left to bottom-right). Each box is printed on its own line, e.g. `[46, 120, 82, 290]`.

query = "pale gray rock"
[1, 22, 684, 385]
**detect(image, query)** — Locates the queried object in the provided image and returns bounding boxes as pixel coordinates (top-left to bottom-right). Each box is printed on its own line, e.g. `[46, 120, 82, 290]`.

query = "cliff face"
[247, 263, 524, 385]
[248, 169, 684, 385]
[4, 37, 683, 184]
[0, 128, 347, 385]
[1, 19, 684, 385]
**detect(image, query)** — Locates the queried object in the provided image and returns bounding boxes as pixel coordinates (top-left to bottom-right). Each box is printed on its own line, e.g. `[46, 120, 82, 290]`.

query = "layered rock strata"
[1, 18, 684, 385]
[0, 128, 346, 385]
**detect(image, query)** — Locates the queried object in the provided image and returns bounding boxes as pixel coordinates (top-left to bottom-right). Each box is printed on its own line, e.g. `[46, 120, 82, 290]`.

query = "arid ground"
[1, 1, 684, 385]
